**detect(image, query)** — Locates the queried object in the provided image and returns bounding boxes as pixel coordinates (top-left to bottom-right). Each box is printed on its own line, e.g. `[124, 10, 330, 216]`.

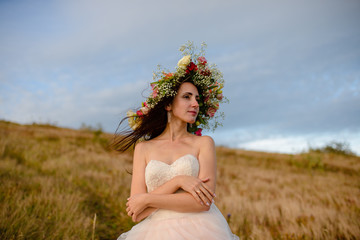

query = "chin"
[188, 119, 196, 124]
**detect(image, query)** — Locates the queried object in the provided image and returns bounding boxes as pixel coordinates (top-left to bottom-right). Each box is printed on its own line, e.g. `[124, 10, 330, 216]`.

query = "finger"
[201, 182, 216, 197]
[191, 190, 204, 205]
[132, 214, 137, 222]
[127, 211, 133, 217]
[199, 186, 214, 201]
[201, 178, 210, 183]
[126, 207, 130, 213]
[126, 201, 129, 207]
[199, 185, 213, 203]
[195, 189, 208, 206]
[197, 190, 210, 206]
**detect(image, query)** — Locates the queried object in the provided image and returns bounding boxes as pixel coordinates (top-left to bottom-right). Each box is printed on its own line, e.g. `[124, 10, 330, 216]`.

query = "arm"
[126, 142, 156, 222]
[129, 142, 147, 197]
[127, 143, 205, 222]
[127, 136, 217, 218]
[128, 175, 213, 221]
[144, 136, 217, 212]
[151, 175, 213, 204]
[197, 136, 217, 193]
[128, 172, 215, 222]
[128, 176, 182, 222]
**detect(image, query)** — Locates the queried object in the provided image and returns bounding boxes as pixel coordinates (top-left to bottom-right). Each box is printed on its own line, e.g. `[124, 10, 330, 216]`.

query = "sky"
[0, 0, 359, 155]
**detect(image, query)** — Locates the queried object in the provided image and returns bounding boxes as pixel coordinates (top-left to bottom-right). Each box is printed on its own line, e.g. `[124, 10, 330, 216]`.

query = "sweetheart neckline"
[146, 154, 198, 168]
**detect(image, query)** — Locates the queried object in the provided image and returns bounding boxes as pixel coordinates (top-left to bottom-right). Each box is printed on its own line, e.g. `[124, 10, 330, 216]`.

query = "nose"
[192, 98, 199, 108]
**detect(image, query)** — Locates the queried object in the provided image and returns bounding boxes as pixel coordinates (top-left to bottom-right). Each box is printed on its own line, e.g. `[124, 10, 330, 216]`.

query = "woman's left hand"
[126, 193, 148, 222]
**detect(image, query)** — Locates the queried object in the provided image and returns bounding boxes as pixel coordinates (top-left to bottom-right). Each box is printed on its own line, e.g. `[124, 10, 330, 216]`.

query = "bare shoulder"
[134, 140, 146, 152]
[134, 140, 150, 161]
[196, 135, 215, 148]
[188, 135, 215, 156]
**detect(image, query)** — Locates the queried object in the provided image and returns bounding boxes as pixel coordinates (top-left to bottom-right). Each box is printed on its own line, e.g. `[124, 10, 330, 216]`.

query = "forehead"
[178, 82, 199, 95]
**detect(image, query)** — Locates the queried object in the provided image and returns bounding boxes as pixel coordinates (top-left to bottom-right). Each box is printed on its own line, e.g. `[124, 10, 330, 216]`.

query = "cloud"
[0, 0, 359, 154]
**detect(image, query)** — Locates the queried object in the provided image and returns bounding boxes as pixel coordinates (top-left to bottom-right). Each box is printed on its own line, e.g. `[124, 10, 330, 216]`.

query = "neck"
[161, 117, 189, 142]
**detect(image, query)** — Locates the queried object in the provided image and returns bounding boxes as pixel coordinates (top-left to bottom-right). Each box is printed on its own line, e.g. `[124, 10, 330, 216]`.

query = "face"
[168, 82, 199, 124]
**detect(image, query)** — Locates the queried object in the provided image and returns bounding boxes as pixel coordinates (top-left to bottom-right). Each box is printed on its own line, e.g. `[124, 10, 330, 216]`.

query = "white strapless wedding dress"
[117, 154, 239, 240]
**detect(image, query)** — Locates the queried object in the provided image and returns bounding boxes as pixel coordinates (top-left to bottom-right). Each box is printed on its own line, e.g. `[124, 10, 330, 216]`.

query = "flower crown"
[127, 42, 227, 136]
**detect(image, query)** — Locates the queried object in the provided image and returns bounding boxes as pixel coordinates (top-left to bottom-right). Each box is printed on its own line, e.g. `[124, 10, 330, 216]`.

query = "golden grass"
[0, 120, 359, 239]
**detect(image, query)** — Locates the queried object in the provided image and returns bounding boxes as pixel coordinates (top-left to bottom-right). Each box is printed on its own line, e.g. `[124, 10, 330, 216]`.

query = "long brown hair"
[112, 78, 202, 152]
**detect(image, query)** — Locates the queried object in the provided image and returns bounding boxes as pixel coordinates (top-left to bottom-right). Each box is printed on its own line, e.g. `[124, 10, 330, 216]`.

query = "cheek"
[172, 100, 188, 115]
[173, 99, 186, 109]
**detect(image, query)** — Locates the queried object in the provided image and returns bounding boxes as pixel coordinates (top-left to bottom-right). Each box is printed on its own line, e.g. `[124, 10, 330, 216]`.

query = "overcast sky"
[1, 0, 359, 155]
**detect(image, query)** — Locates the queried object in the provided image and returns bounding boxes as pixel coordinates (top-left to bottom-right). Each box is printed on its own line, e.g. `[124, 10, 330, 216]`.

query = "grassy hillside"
[0, 120, 359, 239]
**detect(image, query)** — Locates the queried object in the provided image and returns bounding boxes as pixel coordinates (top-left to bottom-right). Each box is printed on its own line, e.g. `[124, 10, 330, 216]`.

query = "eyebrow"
[183, 92, 199, 97]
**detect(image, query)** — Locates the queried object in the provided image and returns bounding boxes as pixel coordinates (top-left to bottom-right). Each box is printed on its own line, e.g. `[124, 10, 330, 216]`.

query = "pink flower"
[197, 56, 207, 65]
[151, 84, 158, 98]
[216, 93, 223, 100]
[140, 106, 149, 115]
[195, 128, 202, 136]
[206, 107, 217, 117]
[204, 96, 210, 103]
[152, 90, 158, 98]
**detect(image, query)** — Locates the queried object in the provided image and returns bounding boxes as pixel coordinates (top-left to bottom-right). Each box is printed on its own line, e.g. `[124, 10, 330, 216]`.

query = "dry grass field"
[0, 120, 359, 240]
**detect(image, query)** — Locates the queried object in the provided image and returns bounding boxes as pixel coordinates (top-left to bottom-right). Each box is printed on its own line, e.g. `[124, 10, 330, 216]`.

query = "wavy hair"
[112, 77, 202, 152]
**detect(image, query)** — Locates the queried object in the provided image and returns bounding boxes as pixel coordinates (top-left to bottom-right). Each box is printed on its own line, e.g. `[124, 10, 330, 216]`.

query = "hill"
[0, 120, 359, 239]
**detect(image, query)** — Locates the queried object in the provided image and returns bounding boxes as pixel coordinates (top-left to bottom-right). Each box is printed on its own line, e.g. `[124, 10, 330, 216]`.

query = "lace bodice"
[145, 154, 199, 192]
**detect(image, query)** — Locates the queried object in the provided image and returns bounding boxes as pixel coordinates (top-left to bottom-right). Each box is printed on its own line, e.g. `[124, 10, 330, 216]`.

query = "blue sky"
[1, 0, 359, 154]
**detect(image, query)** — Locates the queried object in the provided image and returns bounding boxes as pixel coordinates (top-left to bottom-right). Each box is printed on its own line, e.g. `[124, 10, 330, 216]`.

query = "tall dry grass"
[0, 120, 359, 239]
[216, 148, 360, 239]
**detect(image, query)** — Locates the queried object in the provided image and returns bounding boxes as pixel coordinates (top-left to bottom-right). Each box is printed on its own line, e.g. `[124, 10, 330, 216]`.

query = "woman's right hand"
[177, 175, 215, 206]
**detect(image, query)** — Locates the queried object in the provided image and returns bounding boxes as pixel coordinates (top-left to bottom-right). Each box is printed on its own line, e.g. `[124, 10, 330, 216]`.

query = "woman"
[114, 43, 239, 240]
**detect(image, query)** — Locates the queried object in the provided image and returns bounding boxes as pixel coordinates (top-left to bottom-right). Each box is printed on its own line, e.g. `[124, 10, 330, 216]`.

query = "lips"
[188, 111, 198, 116]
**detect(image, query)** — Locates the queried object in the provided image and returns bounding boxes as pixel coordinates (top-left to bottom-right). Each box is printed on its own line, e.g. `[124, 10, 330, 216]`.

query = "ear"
[165, 103, 172, 111]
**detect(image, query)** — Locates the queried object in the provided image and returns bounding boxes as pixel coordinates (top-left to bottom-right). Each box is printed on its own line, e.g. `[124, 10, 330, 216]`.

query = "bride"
[114, 43, 239, 240]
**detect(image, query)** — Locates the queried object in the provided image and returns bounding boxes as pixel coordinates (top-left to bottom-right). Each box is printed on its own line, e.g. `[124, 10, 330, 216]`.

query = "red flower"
[186, 62, 198, 74]
[136, 110, 144, 117]
[199, 68, 211, 76]
[195, 128, 202, 136]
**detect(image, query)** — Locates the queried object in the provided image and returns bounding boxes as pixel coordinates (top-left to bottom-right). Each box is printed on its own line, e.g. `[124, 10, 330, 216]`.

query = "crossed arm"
[125, 136, 217, 222]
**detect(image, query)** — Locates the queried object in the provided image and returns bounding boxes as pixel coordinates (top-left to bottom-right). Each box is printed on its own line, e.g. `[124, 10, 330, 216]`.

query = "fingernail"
[201, 202, 204, 205]
[206, 202, 209, 206]
[214, 193, 216, 197]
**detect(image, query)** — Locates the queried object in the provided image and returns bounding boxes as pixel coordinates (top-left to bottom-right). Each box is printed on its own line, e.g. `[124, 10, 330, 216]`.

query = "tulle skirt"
[117, 204, 239, 240]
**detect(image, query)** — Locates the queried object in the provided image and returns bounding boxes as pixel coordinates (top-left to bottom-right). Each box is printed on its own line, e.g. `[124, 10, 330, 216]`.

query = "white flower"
[126, 110, 136, 118]
[177, 55, 191, 69]
[127, 110, 140, 130]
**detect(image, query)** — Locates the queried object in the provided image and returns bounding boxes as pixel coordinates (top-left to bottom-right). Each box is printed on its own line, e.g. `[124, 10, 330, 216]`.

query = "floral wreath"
[127, 41, 227, 136]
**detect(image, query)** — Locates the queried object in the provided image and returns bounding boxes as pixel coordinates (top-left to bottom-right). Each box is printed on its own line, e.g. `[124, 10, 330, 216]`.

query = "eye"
[183, 95, 190, 99]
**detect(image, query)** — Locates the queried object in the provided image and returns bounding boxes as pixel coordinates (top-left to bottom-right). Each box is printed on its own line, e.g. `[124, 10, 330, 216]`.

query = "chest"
[147, 142, 199, 164]
[145, 155, 199, 192]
